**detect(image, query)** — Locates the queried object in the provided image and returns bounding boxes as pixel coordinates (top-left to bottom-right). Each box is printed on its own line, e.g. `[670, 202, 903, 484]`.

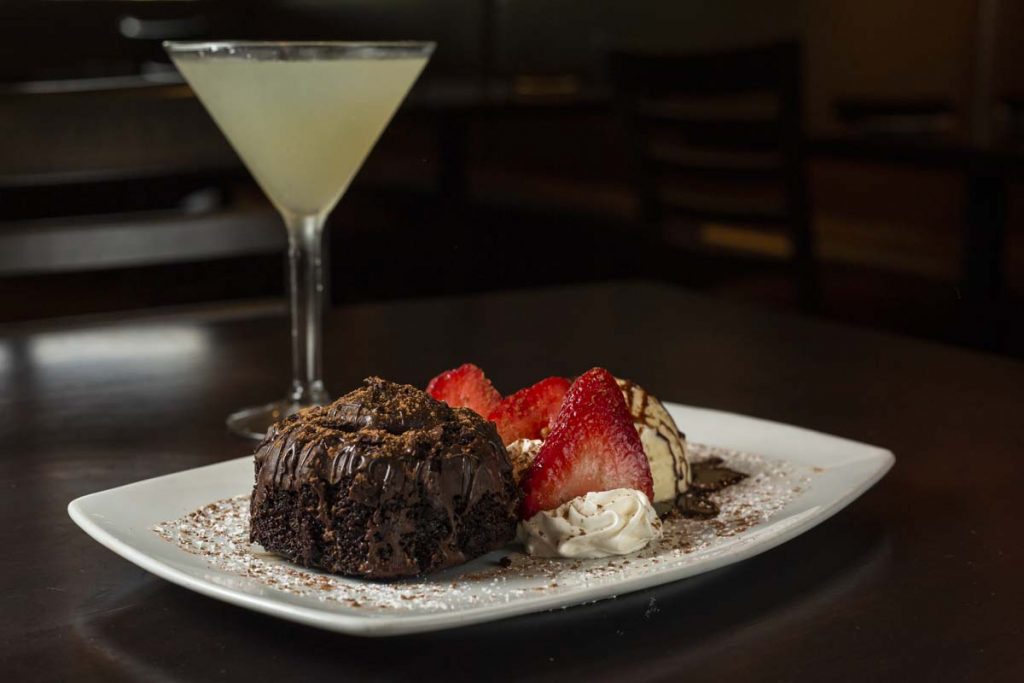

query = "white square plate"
[68, 403, 893, 636]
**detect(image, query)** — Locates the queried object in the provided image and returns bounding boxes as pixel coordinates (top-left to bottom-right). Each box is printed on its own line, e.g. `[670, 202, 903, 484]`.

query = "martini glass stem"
[284, 211, 330, 407]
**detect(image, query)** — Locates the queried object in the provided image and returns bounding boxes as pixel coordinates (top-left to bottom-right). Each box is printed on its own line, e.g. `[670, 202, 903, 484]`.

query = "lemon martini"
[165, 41, 434, 438]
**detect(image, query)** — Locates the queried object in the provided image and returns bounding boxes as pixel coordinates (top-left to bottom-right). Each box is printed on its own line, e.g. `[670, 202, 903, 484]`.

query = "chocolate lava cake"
[250, 377, 520, 579]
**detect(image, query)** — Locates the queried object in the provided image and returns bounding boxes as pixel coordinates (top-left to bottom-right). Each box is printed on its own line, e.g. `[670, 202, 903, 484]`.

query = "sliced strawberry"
[487, 376, 570, 444]
[520, 367, 654, 518]
[426, 363, 502, 417]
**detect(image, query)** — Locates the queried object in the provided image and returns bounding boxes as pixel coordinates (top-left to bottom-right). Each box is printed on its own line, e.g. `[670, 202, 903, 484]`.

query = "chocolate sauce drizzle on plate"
[677, 456, 748, 519]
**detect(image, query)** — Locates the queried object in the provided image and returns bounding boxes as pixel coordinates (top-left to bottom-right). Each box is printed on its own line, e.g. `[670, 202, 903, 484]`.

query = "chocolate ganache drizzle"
[678, 457, 748, 518]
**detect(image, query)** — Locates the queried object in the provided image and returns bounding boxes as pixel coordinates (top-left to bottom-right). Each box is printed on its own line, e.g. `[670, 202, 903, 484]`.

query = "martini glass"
[165, 41, 434, 438]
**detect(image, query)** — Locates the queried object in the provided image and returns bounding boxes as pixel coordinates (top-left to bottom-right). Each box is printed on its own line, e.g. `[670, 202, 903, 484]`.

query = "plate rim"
[68, 403, 895, 636]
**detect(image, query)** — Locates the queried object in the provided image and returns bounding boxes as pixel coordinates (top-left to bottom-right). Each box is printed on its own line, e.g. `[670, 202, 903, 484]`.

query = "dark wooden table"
[3, 282, 1022, 681]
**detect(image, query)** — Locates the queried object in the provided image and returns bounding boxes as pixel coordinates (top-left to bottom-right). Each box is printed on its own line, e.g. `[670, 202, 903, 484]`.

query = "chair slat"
[642, 116, 787, 150]
[610, 41, 819, 312]
[660, 190, 788, 225]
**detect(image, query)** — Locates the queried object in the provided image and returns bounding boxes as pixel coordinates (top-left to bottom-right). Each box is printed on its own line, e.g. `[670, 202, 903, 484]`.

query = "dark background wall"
[1, 0, 1021, 356]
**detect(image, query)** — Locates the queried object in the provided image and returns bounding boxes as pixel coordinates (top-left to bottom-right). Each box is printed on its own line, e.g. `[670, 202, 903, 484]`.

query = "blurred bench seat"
[0, 76, 290, 320]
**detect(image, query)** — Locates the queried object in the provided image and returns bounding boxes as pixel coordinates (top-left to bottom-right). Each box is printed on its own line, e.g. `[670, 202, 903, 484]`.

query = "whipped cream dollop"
[518, 488, 662, 559]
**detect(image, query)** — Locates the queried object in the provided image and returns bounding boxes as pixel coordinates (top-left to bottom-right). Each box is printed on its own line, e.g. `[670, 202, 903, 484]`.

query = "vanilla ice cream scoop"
[617, 378, 690, 508]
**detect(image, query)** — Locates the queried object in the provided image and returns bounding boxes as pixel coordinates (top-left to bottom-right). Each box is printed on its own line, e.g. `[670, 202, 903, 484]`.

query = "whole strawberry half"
[519, 367, 654, 518]
[487, 376, 570, 444]
[425, 363, 502, 417]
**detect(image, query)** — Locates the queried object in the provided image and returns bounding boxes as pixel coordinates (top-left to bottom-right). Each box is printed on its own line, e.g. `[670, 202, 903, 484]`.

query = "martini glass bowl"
[164, 40, 435, 438]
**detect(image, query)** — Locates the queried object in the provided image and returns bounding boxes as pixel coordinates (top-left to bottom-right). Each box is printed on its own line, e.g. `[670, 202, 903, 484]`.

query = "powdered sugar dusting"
[152, 444, 812, 614]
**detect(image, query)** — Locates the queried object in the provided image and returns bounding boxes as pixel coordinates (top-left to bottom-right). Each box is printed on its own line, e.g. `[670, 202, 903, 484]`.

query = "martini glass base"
[227, 400, 321, 440]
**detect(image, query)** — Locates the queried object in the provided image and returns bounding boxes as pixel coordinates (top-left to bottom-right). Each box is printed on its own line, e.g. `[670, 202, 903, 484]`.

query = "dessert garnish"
[424, 363, 748, 561]
[425, 362, 501, 417]
[517, 368, 662, 558]
[487, 376, 570, 444]
[426, 367, 570, 445]
[517, 488, 662, 558]
[519, 368, 654, 517]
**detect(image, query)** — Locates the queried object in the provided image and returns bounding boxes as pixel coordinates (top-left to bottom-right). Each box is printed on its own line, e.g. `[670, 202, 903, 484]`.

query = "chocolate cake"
[249, 377, 520, 579]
